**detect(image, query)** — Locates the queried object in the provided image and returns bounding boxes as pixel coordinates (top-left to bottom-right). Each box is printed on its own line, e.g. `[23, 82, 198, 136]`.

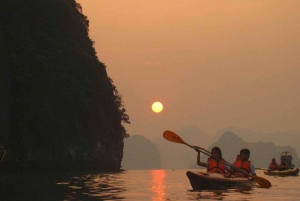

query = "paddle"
[163, 130, 211, 153]
[163, 130, 272, 188]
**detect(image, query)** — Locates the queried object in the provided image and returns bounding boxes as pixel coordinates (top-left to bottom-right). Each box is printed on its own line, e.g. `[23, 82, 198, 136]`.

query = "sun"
[152, 102, 163, 113]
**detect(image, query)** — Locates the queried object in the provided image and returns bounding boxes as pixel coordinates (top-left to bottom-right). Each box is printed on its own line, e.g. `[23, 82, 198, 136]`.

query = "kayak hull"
[263, 168, 299, 176]
[186, 171, 255, 190]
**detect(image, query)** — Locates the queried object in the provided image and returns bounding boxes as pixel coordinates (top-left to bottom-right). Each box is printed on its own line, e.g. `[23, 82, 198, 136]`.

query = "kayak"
[263, 168, 299, 176]
[186, 171, 255, 190]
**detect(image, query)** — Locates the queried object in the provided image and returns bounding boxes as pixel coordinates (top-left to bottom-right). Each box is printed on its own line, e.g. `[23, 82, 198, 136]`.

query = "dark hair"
[211, 147, 222, 158]
[240, 148, 250, 156]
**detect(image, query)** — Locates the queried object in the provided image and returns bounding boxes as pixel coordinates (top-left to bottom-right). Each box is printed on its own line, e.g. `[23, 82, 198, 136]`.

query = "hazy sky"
[76, 0, 300, 140]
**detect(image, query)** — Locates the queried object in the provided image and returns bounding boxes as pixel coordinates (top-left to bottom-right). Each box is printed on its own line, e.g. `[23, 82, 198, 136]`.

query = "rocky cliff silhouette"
[0, 0, 129, 171]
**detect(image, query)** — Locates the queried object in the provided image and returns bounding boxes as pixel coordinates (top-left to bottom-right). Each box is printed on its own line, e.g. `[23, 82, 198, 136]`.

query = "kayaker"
[193, 146, 229, 174]
[279, 158, 289, 170]
[268, 158, 279, 170]
[229, 148, 256, 178]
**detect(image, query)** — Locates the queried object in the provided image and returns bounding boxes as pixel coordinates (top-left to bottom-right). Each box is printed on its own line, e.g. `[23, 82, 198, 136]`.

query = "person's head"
[272, 158, 276, 163]
[211, 147, 222, 159]
[240, 148, 250, 162]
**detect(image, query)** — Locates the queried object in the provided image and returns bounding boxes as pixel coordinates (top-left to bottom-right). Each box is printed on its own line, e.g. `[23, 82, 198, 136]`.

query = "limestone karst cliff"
[0, 0, 129, 171]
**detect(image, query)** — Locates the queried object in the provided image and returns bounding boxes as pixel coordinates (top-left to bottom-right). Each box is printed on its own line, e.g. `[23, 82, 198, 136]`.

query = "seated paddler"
[192, 146, 229, 174]
[229, 148, 256, 178]
[268, 158, 279, 170]
[279, 158, 289, 170]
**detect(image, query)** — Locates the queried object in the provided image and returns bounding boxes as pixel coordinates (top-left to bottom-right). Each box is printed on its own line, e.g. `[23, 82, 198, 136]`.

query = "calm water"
[0, 169, 299, 200]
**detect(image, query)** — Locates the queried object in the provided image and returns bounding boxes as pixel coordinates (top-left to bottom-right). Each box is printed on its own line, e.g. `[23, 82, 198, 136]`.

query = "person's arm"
[227, 161, 236, 174]
[195, 150, 208, 167]
[250, 164, 256, 176]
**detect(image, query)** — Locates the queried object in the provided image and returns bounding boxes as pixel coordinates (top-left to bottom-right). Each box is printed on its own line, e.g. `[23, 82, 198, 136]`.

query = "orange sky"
[76, 0, 300, 139]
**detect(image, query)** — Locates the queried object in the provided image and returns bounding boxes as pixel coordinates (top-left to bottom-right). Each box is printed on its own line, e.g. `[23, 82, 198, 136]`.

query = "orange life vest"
[269, 162, 278, 170]
[207, 157, 226, 174]
[233, 159, 251, 178]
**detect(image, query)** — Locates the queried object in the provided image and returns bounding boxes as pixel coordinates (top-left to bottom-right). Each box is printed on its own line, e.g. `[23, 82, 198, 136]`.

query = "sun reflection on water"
[151, 170, 166, 201]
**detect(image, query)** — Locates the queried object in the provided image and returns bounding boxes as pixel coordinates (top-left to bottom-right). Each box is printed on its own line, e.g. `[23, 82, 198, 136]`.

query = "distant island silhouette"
[122, 135, 161, 170]
[124, 125, 300, 170]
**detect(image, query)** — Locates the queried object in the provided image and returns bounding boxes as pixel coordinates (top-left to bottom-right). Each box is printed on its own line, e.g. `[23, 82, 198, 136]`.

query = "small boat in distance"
[280, 151, 295, 168]
[264, 151, 299, 176]
[186, 171, 255, 190]
[264, 168, 299, 176]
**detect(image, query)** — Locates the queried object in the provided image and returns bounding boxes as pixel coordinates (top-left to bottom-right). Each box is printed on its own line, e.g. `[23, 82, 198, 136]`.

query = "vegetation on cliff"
[0, 0, 129, 170]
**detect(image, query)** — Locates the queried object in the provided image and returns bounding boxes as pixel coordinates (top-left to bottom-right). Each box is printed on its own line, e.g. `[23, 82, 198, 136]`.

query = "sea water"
[0, 169, 299, 200]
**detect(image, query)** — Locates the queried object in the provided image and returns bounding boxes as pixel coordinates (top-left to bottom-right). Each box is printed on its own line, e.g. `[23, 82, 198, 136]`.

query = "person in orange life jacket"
[279, 158, 289, 170]
[192, 146, 229, 174]
[229, 148, 256, 178]
[268, 158, 279, 170]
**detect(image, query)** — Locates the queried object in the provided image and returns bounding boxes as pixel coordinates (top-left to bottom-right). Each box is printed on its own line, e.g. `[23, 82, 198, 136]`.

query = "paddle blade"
[254, 176, 272, 188]
[163, 130, 185, 144]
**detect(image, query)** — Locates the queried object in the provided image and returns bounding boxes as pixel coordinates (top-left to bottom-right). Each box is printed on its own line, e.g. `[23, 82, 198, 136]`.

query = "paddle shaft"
[182, 142, 212, 155]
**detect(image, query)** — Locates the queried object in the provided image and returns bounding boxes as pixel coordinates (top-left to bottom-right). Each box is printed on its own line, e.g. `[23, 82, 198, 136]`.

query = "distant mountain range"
[215, 127, 300, 157]
[122, 125, 300, 170]
[208, 131, 300, 168]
